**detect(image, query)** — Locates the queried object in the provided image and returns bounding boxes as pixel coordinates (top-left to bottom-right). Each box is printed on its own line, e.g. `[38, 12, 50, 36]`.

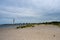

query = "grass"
[16, 21, 60, 29]
[52, 23, 60, 27]
[41, 21, 60, 27]
[16, 24, 35, 29]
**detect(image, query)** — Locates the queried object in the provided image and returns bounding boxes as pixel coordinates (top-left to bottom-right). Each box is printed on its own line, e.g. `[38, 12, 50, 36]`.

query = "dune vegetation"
[16, 23, 35, 29]
[43, 21, 60, 27]
[16, 21, 60, 29]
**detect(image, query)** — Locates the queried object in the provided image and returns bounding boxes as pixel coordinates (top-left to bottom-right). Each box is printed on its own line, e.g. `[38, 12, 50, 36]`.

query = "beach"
[0, 25, 60, 40]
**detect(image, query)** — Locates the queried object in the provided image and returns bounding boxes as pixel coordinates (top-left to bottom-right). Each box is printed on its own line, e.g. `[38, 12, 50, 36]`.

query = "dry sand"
[0, 25, 60, 40]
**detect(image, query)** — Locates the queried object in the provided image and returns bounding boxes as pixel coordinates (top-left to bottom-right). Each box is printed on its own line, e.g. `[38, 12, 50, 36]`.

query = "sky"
[0, 0, 60, 24]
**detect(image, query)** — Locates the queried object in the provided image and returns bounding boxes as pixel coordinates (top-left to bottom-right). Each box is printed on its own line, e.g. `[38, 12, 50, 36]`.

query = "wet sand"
[0, 25, 60, 40]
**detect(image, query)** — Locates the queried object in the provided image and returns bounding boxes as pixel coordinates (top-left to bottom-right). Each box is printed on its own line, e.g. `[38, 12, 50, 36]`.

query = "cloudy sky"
[0, 0, 60, 24]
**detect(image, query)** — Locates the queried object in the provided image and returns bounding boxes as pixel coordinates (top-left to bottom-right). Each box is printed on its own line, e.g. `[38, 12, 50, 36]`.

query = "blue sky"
[0, 0, 60, 24]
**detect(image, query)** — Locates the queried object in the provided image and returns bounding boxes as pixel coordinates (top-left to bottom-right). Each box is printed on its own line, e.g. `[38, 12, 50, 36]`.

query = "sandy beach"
[0, 25, 60, 40]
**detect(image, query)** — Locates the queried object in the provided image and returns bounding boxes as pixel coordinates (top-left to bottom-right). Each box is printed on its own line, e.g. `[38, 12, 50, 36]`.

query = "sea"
[0, 23, 26, 28]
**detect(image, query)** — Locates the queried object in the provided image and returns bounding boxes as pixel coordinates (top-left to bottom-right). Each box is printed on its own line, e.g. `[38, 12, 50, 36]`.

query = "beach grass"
[41, 21, 60, 27]
[16, 24, 34, 29]
[16, 21, 60, 29]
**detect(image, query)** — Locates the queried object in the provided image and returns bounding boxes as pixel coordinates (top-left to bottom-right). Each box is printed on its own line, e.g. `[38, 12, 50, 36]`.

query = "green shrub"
[16, 26, 20, 29]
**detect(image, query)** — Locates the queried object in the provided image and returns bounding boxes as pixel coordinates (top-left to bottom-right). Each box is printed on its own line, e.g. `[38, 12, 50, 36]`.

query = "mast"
[13, 18, 15, 24]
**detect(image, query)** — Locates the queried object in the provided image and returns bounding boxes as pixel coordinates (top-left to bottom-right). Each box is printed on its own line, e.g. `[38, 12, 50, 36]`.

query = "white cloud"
[0, 0, 60, 24]
[1, 0, 60, 14]
[0, 6, 41, 19]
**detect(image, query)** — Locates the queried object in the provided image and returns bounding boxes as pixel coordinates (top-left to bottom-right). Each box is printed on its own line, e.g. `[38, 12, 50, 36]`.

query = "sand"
[0, 25, 60, 40]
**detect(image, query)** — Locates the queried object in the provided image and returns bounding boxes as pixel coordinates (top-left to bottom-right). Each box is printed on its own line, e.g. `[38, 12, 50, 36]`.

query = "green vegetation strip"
[16, 21, 60, 29]
[16, 24, 35, 29]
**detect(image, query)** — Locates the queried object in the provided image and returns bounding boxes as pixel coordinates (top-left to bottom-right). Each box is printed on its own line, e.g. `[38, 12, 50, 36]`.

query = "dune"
[0, 25, 60, 40]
